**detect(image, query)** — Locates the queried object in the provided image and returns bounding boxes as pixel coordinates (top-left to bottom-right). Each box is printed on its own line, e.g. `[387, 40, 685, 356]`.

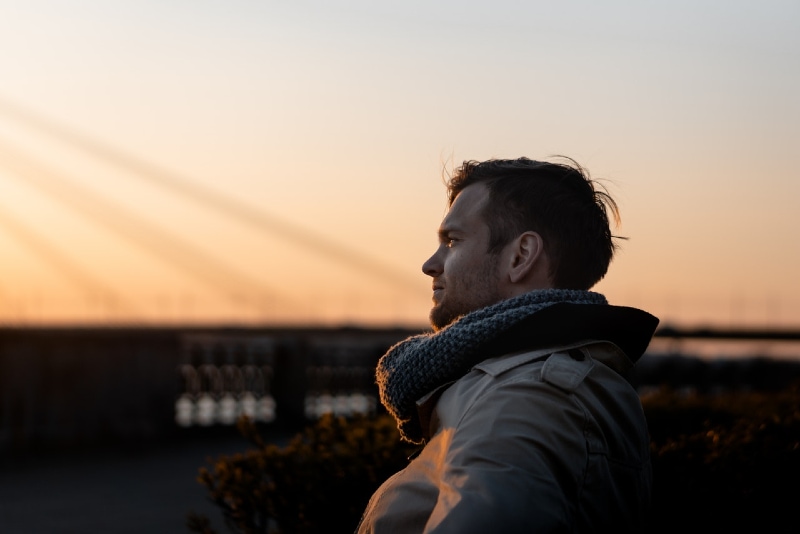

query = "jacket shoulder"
[474, 341, 629, 389]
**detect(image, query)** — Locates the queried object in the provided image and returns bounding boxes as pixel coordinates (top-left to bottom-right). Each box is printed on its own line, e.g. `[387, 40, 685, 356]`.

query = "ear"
[506, 231, 545, 284]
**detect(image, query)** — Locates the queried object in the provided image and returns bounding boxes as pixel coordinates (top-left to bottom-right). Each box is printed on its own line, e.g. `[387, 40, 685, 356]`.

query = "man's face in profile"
[422, 183, 505, 331]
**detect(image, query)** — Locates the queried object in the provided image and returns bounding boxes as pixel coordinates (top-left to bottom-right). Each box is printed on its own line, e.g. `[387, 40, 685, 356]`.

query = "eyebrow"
[438, 224, 463, 241]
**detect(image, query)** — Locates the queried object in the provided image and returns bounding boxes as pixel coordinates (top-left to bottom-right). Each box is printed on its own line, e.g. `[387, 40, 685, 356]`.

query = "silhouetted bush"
[645, 385, 800, 533]
[190, 386, 800, 533]
[188, 413, 415, 534]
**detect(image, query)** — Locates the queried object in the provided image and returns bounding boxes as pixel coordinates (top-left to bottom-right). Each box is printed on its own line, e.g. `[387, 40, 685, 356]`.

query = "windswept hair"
[446, 157, 623, 290]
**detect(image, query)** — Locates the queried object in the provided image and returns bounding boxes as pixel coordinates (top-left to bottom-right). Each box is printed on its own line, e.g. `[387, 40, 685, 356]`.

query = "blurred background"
[0, 0, 798, 331]
[0, 2, 798, 531]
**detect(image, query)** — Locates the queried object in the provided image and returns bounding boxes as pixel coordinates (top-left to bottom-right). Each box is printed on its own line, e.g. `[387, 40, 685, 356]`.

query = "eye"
[438, 230, 458, 248]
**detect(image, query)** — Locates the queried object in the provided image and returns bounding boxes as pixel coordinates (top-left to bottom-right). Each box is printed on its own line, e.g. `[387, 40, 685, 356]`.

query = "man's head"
[423, 156, 621, 330]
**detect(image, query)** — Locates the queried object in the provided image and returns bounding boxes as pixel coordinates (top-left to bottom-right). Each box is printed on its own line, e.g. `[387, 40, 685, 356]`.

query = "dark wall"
[0, 326, 416, 455]
[0, 327, 182, 453]
[1, 325, 798, 455]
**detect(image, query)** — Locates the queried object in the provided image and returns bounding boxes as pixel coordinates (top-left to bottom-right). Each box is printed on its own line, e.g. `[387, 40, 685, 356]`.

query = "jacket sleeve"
[424, 371, 589, 534]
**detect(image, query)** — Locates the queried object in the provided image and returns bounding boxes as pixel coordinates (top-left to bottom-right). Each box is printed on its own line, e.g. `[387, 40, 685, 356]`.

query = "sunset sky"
[0, 1, 798, 328]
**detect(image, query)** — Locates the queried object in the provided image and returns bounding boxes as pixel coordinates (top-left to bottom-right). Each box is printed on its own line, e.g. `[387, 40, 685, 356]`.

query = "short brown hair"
[446, 157, 622, 289]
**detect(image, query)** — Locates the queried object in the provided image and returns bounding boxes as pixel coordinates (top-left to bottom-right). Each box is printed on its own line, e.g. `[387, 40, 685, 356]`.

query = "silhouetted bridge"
[1, 325, 799, 455]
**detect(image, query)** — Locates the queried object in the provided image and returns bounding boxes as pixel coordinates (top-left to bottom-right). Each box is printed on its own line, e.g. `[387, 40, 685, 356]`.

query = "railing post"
[273, 337, 309, 431]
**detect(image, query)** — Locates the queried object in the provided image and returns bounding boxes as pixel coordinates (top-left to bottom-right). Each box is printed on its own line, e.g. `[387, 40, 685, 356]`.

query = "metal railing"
[2, 325, 799, 455]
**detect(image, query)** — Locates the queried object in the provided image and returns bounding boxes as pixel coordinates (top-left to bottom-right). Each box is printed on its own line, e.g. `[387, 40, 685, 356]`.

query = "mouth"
[432, 286, 444, 302]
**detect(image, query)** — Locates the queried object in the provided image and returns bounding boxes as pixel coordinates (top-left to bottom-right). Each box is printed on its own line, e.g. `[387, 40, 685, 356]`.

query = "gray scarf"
[376, 288, 607, 443]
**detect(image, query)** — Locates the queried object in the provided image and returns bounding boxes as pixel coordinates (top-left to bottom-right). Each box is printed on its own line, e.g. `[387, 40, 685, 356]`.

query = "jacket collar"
[478, 303, 659, 365]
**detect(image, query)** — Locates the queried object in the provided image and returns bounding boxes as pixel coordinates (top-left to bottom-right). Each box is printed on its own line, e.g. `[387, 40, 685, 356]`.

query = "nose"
[422, 248, 442, 278]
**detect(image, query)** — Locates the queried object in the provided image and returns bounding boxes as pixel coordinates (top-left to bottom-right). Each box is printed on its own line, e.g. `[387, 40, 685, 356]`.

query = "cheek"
[442, 252, 464, 275]
[449, 247, 481, 270]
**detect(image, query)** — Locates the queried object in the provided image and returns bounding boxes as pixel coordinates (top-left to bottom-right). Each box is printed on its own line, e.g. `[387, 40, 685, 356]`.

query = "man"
[357, 157, 658, 533]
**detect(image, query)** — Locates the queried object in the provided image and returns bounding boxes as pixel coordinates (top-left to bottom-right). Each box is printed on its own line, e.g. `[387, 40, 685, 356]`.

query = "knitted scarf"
[377, 288, 607, 443]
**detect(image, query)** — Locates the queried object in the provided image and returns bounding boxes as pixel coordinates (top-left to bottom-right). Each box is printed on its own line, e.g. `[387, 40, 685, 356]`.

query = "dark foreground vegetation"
[189, 384, 800, 534]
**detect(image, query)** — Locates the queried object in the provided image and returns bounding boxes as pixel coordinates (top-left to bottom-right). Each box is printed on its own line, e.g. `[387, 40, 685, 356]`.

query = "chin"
[429, 306, 455, 332]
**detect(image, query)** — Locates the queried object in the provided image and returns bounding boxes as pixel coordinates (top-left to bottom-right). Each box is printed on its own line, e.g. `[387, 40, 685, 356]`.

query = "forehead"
[441, 182, 490, 230]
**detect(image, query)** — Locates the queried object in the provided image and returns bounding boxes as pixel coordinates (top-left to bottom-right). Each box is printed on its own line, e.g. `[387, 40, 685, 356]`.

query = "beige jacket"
[357, 340, 652, 533]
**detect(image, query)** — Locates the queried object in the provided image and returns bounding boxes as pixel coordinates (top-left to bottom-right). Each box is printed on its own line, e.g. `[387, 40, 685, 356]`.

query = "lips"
[432, 286, 444, 302]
